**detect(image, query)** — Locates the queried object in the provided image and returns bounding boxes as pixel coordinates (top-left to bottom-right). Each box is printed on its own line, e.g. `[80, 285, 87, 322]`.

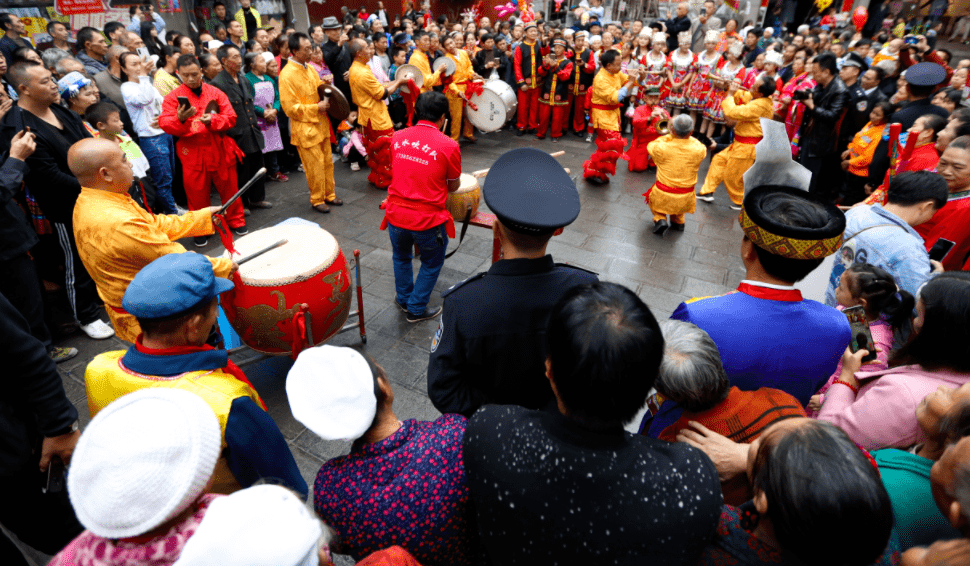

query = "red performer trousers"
[583, 129, 626, 181]
[516, 85, 540, 131]
[364, 124, 394, 189]
[570, 92, 587, 133]
[536, 103, 568, 139]
[184, 167, 245, 229]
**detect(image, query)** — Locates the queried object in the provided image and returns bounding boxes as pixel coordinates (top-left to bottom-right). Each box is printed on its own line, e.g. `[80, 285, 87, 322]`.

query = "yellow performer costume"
[72, 188, 233, 342]
[408, 48, 443, 93]
[699, 94, 773, 205]
[645, 134, 709, 225]
[279, 59, 336, 207]
[583, 68, 629, 182]
[349, 59, 395, 188]
[445, 49, 476, 141]
[85, 350, 263, 494]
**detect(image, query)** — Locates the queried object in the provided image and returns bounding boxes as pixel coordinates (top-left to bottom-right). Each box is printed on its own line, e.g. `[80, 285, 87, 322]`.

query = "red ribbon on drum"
[290, 305, 310, 359]
[212, 214, 238, 255]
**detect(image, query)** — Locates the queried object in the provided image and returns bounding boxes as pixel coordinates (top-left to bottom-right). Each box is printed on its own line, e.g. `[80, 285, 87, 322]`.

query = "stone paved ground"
[18, 39, 970, 564]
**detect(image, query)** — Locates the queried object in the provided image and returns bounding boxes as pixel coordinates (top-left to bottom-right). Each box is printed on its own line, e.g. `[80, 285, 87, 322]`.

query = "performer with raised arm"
[583, 49, 639, 185]
[536, 39, 573, 142]
[348, 37, 403, 189]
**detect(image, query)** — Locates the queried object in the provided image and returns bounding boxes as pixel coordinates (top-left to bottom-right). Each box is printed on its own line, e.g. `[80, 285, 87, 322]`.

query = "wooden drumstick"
[234, 239, 288, 264]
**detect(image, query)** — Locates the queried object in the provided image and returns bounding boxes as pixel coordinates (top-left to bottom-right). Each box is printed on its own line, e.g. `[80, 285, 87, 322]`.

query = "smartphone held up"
[844, 305, 877, 364]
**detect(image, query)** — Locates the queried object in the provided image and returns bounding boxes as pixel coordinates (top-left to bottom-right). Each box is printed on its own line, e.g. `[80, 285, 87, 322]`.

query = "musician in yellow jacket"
[83, 252, 308, 498]
[644, 114, 709, 234]
[68, 138, 235, 343]
[279, 32, 338, 213]
[349, 38, 404, 189]
[582, 50, 639, 184]
[444, 33, 479, 142]
[408, 31, 443, 93]
[698, 77, 776, 208]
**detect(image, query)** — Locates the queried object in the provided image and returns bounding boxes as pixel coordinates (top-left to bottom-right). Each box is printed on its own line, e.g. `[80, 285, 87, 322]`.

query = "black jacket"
[0, 105, 91, 224]
[427, 256, 598, 417]
[800, 76, 849, 158]
[0, 157, 37, 262]
[210, 70, 264, 154]
[473, 48, 508, 80]
[664, 15, 691, 51]
[0, 291, 78, 474]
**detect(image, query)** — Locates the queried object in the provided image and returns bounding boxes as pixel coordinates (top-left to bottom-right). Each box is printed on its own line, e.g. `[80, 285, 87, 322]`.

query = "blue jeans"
[140, 133, 177, 214]
[387, 222, 448, 315]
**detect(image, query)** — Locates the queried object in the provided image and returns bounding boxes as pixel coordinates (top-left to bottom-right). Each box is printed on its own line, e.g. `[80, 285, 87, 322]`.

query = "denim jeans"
[140, 133, 177, 214]
[387, 222, 448, 315]
[265, 150, 280, 176]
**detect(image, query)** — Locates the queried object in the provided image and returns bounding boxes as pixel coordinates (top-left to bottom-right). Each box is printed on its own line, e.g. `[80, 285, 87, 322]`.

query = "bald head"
[106, 45, 128, 64]
[68, 138, 133, 192]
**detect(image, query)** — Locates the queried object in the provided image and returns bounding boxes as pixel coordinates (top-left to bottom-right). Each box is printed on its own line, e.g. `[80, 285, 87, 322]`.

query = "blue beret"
[482, 148, 580, 234]
[123, 253, 234, 319]
[905, 62, 946, 87]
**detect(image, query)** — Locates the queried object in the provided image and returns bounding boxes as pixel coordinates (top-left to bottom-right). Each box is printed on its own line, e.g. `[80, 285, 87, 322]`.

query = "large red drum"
[221, 225, 352, 355]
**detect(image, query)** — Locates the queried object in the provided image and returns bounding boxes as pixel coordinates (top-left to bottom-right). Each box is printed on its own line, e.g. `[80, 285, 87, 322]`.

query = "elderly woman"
[245, 52, 287, 183]
[640, 320, 805, 504]
[199, 51, 222, 83]
[900, 113, 946, 173]
[873, 384, 970, 550]
[58, 71, 101, 126]
[819, 272, 970, 450]
[287, 347, 484, 566]
[49, 389, 224, 566]
[688, 418, 899, 565]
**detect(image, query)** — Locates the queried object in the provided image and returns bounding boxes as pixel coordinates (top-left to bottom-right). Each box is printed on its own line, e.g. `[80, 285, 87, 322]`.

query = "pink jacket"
[818, 364, 970, 450]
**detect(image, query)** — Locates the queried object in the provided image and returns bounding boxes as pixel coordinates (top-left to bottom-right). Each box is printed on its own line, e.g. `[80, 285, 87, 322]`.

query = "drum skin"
[221, 227, 353, 355]
[446, 174, 480, 221]
[467, 80, 517, 132]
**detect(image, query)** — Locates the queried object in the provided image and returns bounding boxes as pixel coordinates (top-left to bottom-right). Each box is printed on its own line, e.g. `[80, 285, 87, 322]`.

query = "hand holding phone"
[844, 305, 877, 363]
[929, 238, 955, 262]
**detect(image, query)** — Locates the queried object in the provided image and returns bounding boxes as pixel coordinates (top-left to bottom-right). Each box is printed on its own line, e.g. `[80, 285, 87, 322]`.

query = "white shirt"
[119, 76, 165, 138]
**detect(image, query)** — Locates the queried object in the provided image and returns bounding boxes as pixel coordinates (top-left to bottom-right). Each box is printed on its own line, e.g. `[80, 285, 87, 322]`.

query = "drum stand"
[228, 249, 367, 367]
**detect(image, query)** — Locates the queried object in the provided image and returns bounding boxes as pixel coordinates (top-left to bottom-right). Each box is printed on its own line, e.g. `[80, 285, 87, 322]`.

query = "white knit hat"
[652, 31, 665, 45]
[174, 485, 322, 566]
[705, 29, 719, 44]
[728, 42, 744, 58]
[68, 389, 222, 539]
[677, 31, 691, 45]
[286, 345, 377, 441]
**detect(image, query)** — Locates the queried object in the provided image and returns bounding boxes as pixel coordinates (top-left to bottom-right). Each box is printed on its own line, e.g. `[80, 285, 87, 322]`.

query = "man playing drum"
[279, 32, 340, 214]
[69, 138, 237, 343]
[443, 32, 479, 143]
[427, 148, 598, 418]
[380, 92, 460, 323]
[348, 38, 403, 190]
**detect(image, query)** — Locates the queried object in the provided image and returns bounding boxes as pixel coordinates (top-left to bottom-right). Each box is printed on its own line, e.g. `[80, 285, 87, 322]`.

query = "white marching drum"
[467, 79, 517, 133]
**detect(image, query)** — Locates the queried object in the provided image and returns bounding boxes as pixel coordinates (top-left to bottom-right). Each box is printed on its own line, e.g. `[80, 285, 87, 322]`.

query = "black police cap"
[483, 148, 580, 235]
[905, 62, 946, 87]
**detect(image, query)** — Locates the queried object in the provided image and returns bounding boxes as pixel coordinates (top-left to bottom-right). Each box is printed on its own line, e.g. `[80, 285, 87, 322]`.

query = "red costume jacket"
[159, 83, 243, 174]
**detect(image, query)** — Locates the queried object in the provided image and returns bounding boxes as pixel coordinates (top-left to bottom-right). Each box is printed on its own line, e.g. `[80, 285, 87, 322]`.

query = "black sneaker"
[406, 306, 442, 323]
[194, 236, 208, 247]
[233, 225, 249, 236]
[395, 300, 408, 313]
[515, 128, 526, 136]
[653, 219, 669, 235]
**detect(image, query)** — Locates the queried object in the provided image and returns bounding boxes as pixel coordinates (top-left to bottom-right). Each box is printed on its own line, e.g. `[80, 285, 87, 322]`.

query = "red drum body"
[221, 225, 352, 355]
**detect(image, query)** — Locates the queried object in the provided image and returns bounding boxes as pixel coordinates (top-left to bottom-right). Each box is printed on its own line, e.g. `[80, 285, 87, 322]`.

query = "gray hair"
[670, 114, 694, 138]
[655, 320, 730, 412]
[54, 56, 83, 78]
[42, 48, 73, 73]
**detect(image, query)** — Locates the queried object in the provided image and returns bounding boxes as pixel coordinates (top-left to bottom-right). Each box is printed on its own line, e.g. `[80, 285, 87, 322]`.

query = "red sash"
[591, 103, 622, 111]
[735, 135, 763, 144]
[644, 180, 695, 201]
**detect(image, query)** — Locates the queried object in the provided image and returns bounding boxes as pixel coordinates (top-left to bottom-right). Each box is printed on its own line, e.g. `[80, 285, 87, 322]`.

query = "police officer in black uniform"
[866, 61, 950, 190]
[838, 52, 871, 151]
[427, 148, 598, 417]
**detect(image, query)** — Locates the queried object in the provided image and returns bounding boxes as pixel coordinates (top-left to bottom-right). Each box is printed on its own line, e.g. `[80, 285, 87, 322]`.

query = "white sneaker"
[350, 162, 361, 171]
[730, 204, 742, 211]
[81, 319, 115, 339]
[696, 194, 714, 202]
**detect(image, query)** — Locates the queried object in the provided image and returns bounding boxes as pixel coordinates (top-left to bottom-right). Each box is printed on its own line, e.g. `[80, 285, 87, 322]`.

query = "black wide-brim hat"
[740, 185, 846, 260]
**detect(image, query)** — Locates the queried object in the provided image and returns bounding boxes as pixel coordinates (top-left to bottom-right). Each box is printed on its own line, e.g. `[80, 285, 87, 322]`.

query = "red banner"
[56, 0, 105, 16]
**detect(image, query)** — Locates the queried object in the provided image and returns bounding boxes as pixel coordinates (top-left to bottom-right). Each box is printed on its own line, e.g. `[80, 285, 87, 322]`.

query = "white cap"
[705, 29, 719, 44]
[652, 31, 665, 45]
[208, 39, 224, 50]
[728, 42, 744, 58]
[174, 485, 323, 566]
[68, 389, 221, 539]
[286, 346, 377, 441]
[764, 27, 774, 35]
[589, 34, 602, 44]
[764, 50, 784, 67]
[261, 51, 275, 64]
[678, 31, 691, 45]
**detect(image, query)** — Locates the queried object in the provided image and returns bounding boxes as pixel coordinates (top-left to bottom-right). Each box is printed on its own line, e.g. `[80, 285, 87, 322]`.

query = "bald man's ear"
[949, 501, 967, 531]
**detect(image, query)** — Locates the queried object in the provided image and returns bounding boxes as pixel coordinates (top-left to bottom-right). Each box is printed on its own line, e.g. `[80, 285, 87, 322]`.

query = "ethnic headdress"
[739, 186, 845, 261]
